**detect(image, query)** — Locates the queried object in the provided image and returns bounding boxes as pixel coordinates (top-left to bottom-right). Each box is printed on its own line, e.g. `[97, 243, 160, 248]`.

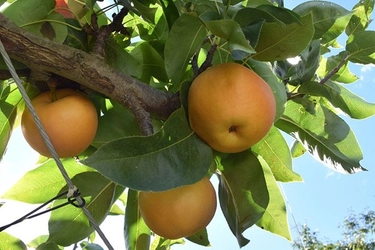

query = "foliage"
[293, 210, 375, 249]
[0, 0, 374, 249]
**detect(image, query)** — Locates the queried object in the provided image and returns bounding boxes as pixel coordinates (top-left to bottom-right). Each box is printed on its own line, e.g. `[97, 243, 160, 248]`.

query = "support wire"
[0, 39, 114, 250]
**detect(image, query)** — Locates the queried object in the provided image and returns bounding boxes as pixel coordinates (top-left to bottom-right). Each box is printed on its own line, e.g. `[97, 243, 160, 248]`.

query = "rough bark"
[0, 13, 181, 135]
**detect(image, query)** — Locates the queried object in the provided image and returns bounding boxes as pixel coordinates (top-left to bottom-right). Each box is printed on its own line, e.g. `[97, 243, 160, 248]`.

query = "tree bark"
[0, 13, 181, 135]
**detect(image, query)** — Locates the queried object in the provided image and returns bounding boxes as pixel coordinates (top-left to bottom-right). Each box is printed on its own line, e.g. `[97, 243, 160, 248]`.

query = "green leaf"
[275, 99, 365, 174]
[2, 155, 95, 203]
[63, 19, 88, 51]
[0, 84, 23, 160]
[80, 242, 104, 250]
[165, 14, 207, 84]
[92, 99, 141, 148]
[131, 0, 168, 40]
[3, 0, 68, 43]
[124, 189, 151, 250]
[48, 172, 120, 246]
[252, 13, 314, 61]
[293, 1, 353, 44]
[203, 19, 256, 60]
[298, 81, 375, 119]
[245, 59, 287, 120]
[346, 30, 375, 64]
[150, 236, 184, 250]
[83, 108, 213, 191]
[0, 232, 27, 250]
[290, 140, 307, 158]
[186, 228, 210, 246]
[130, 41, 169, 83]
[318, 52, 359, 84]
[36, 242, 61, 250]
[256, 158, 291, 241]
[218, 151, 269, 248]
[28, 235, 50, 249]
[105, 38, 142, 79]
[346, 0, 374, 35]
[252, 126, 302, 183]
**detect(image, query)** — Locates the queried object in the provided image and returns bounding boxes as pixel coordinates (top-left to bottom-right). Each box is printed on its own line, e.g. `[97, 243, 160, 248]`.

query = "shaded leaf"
[275, 99, 365, 174]
[130, 41, 169, 83]
[0, 232, 27, 250]
[48, 172, 120, 246]
[218, 151, 269, 247]
[83, 108, 213, 191]
[165, 14, 207, 84]
[253, 13, 314, 61]
[293, 1, 353, 44]
[124, 189, 150, 250]
[3, 0, 68, 43]
[274, 39, 321, 86]
[105, 38, 142, 79]
[252, 126, 302, 182]
[256, 158, 291, 241]
[346, 30, 375, 64]
[36, 242, 61, 250]
[203, 19, 256, 60]
[298, 81, 375, 119]
[92, 99, 141, 148]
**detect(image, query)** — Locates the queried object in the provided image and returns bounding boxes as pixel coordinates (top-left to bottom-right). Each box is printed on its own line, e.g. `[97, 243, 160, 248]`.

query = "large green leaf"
[1, 154, 95, 203]
[346, 0, 374, 36]
[218, 150, 269, 248]
[298, 81, 375, 119]
[165, 14, 207, 84]
[256, 158, 291, 241]
[293, 1, 353, 44]
[275, 99, 365, 174]
[346, 30, 375, 64]
[252, 126, 302, 183]
[0, 232, 27, 250]
[203, 19, 256, 60]
[2, 0, 68, 43]
[124, 189, 150, 250]
[47, 172, 120, 246]
[83, 108, 213, 191]
[252, 13, 314, 61]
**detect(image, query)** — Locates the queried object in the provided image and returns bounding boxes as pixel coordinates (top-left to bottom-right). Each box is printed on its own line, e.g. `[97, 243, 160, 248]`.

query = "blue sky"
[1, 0, 375, 249]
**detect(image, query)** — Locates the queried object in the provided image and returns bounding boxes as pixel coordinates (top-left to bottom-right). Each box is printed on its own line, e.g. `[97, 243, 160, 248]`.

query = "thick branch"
[0, 13, 180, 135]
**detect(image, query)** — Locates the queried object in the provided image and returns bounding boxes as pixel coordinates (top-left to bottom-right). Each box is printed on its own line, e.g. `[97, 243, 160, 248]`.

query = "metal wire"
[0, 39, 114, 250]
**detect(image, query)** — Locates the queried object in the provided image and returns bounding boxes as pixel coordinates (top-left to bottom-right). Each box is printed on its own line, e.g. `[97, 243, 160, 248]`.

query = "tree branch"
[0, 13, 180, 136]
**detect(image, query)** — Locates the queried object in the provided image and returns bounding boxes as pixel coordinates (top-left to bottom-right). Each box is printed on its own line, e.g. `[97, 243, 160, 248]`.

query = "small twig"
[83, 7, 130, 57]
[192, 35, 216, 78]
[319, 51, 348, 85]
